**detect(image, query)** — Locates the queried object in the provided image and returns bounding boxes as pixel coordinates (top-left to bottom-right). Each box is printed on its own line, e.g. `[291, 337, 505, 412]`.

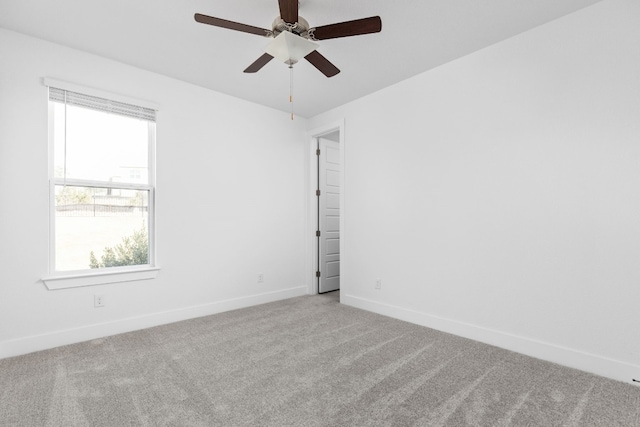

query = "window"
[47, 83, 156, 282]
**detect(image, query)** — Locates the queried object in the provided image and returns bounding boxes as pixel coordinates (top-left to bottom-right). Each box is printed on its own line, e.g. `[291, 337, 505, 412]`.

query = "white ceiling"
[0, 0, 601, 118]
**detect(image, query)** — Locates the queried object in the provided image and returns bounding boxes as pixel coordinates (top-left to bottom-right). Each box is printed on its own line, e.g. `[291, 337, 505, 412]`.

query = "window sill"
[42, 267, 159, 290]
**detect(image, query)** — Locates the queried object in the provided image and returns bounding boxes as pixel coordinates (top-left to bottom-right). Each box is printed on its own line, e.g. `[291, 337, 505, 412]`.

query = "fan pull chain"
[289, 64, 294, 120]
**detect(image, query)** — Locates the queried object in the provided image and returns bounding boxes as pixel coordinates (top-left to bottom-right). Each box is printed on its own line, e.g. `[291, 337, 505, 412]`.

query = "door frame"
[305, 119, 345, 295]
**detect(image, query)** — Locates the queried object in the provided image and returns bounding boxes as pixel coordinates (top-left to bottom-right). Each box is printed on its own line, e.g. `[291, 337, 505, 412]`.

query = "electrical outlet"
[94, 295, 105, 308]
[257, 273, 264, 283]
[375, 279, 382, 290]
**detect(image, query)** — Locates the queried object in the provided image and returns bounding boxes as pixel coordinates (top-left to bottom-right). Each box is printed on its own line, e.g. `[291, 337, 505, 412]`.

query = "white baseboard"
[0, 286, 307, 360]
[341, 294, 640, 387]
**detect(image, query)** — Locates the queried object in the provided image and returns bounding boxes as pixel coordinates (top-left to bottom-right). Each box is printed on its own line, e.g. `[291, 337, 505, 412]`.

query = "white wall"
[0, 29, 308, 357]
[310, 0, 640, 384]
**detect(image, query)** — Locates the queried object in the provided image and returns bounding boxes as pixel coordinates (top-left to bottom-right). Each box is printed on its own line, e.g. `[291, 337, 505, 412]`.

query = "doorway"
[317, 134, 340, 293]
[307, 120, 344, 295]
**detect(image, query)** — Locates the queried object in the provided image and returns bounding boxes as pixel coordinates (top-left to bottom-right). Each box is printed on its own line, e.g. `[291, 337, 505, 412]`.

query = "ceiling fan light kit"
[194, 0, 382, 118]
[265, 31, 318, 66]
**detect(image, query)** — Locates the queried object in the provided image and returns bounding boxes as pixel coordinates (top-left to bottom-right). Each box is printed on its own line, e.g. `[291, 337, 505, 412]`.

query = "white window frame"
[42, 78, 160, 290]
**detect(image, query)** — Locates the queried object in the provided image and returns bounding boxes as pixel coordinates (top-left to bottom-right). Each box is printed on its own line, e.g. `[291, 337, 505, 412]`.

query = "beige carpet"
[1, 292, 639, 426]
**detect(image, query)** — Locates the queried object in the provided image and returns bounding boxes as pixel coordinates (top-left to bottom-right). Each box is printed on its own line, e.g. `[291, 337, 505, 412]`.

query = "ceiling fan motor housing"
[270, 16, 311, 39]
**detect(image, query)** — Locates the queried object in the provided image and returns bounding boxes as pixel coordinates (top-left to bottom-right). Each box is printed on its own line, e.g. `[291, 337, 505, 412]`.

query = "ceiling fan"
[194, 0, 382, 78]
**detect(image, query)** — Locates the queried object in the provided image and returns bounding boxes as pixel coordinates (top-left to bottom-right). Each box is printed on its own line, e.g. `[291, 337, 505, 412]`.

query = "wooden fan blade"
[244, 53, 274, 73]
[305, 50, 340, 78]
[311, 16, 382, 40]
[195, 13, 270, 37]
[278, 0, 298, 24]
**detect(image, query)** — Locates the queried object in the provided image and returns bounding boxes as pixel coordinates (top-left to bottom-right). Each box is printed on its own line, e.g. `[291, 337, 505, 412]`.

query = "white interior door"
[318, 138, 340, 293]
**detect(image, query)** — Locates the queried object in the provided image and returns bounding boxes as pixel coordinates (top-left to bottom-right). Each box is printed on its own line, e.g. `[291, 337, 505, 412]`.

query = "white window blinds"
[49, 87, 156, 122]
